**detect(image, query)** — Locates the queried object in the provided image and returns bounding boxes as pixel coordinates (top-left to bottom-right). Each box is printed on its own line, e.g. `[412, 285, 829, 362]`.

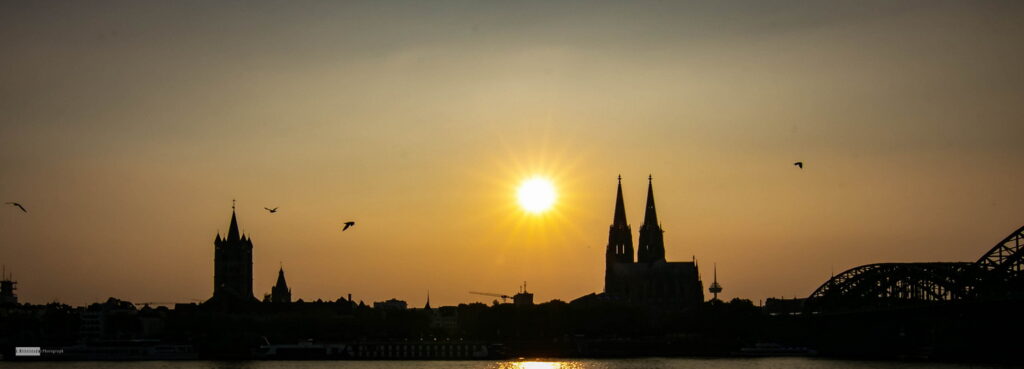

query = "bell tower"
[210, 200, 256, 304]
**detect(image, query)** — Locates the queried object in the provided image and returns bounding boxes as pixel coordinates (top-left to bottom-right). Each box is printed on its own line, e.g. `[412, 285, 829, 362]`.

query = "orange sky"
[1, 1, 1023, 307]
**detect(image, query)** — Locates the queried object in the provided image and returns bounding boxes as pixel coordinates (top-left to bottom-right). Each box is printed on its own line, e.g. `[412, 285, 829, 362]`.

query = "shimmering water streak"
[0, 358, 1012, 369]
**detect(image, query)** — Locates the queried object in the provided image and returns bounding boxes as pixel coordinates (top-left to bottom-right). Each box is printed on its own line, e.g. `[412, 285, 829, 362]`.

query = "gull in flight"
[5, 202, 27, 213]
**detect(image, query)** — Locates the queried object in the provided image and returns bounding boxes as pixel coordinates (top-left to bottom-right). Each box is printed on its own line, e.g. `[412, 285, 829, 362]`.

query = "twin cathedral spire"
[607, 175, 666, 264]
[637, 175, 665, 263]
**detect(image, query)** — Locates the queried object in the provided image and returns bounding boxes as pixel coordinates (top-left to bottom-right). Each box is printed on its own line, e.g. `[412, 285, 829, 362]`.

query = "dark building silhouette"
[512, 282, 534, 306]
[268, 266, 292, 304]
[373, 299, 408, 310]
[207, 204, 257, 305]
[603, 176, 704, 308]
[0, 269, 16, 305]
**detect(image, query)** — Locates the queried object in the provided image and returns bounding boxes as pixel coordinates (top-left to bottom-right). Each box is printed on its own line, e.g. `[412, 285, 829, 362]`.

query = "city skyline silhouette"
[2, 1, 1023, 310]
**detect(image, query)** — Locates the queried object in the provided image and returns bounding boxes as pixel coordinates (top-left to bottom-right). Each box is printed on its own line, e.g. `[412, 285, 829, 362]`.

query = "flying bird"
[5, 202, 27, 213]
[794, 161, 803, 169]
[264, 207, 278, 213]
[342, 221, 355, 231]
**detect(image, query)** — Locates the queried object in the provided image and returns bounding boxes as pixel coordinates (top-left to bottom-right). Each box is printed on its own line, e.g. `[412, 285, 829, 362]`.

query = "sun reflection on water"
[497, 361, 584, 369]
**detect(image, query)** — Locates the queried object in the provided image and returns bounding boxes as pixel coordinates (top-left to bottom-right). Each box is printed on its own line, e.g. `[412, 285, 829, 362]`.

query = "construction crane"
[469, 291, 511, 303]
[470, 282, 535, 306]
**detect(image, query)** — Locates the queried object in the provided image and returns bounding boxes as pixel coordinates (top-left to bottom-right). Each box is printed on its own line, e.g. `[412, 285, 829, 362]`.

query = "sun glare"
[517, 177, 557, 214]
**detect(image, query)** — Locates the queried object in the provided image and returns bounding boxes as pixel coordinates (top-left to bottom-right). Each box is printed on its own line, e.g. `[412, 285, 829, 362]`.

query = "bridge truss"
[805, 225, 1024, 312]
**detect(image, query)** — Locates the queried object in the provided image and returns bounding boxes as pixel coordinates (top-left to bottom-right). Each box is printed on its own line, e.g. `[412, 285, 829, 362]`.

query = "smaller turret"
[270, 265, 291, 304]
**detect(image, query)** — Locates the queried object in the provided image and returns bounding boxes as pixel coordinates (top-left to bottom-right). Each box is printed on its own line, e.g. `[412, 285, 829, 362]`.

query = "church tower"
[637, 175, 666, 263]
[270, 266, 292, 303]
[605, 175, 634, 293]
[210, 202, 256, 304]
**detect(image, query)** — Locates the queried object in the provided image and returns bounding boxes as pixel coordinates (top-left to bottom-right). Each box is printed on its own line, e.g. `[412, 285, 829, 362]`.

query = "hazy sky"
[2, 1, 1023, 307]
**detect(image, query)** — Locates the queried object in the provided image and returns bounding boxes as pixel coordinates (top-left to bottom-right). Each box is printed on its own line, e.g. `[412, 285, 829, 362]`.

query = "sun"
[517, 177, 557, 214]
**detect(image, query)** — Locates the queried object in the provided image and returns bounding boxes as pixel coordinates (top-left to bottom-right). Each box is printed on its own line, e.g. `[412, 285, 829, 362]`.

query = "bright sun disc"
[517, 177, 557, 214]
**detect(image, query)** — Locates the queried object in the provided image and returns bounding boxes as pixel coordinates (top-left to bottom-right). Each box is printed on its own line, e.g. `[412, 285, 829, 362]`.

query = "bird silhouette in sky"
[5, 202, 27, 213]
[342, 221, 356, 231]
[264, 207, 278, 213]
[794, 161, 803, 169]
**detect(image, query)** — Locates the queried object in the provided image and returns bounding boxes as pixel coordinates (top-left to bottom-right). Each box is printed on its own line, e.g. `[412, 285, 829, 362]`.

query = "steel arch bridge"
[805, 225, 1024, 312]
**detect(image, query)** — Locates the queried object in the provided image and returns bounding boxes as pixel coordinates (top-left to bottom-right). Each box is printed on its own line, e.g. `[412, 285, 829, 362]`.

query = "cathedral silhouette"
[603, 176, 704, 308]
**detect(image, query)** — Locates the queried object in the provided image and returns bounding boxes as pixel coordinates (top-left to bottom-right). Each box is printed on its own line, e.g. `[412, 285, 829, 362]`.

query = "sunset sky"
[2, 1, 1023, 307]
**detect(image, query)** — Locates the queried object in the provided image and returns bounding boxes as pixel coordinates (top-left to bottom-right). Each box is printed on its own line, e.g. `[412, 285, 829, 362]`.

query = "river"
[0, 359, 1013, 369]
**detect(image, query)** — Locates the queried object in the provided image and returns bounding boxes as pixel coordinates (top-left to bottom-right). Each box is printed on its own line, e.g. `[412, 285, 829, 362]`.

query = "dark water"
[0, 359, 1012, 369]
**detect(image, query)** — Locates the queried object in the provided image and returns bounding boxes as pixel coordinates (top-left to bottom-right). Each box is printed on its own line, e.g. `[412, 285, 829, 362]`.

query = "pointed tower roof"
[642, 175, 659, 226]
[424, 290, 432, 310]
[613, 175, 628, 227]
[227, 202, 240, 242]
[275, 266, 288, 290]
